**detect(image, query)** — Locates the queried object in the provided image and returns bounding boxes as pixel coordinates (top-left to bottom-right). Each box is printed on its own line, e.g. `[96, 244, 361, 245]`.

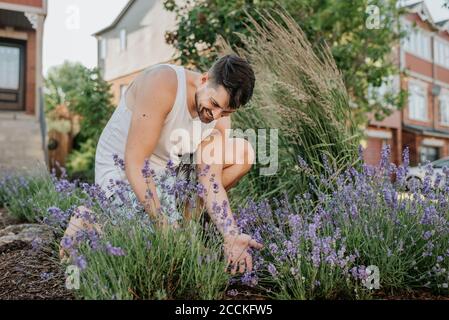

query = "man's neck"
[185, 69, 201, 119]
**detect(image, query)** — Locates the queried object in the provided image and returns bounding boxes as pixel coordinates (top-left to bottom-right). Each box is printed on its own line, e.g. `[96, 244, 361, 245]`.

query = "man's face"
[194, 75, 235, 123]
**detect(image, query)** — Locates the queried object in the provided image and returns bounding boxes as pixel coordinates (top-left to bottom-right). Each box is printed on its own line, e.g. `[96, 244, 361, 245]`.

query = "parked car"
[406, 157, 449, 189]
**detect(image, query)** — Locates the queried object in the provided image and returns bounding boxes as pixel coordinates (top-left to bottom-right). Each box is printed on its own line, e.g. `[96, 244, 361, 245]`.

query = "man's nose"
[212, 109, 222, 120]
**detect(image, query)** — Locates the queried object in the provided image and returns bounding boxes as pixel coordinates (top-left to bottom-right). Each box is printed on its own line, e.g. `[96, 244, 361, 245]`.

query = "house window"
[120, 29, 127, 52]
[420, 146, 439, 164]
[434, 38, 449, 68]
[403, 24, 431, 60]
[408, 83, 427, 121]
[120, 84, 128, 99]
[100, 38, 107, 60]
[0, 46, 20, 90]
[440, 95, 449, 125]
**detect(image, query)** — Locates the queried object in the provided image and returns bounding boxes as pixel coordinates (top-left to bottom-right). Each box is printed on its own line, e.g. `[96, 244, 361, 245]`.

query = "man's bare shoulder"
[128, 65, 178, 114]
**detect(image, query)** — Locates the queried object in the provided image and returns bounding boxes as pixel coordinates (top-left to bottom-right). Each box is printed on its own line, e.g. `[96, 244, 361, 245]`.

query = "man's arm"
[124, 66, 177, 224]
[198, 116, 263, 274]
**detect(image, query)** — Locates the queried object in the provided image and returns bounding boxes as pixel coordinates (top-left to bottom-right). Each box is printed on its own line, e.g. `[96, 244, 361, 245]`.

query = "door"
[0, 40, 25, 111]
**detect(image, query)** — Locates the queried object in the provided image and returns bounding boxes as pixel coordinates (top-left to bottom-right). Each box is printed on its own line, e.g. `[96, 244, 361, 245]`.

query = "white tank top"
[95, 64, 217, 198]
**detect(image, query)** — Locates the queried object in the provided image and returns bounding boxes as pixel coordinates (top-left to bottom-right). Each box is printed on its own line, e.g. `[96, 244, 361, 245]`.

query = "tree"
[44, 61, 89, 112]
[164, 0, 406, 122]
[44, 62, 114, 181]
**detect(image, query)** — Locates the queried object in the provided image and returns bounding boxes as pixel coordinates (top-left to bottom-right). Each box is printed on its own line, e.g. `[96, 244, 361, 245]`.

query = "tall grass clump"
[225, 9, 360, 203]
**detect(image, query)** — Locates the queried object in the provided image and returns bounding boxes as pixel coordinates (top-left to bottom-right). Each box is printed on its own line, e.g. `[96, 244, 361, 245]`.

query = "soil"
[0, 208, 74, 300]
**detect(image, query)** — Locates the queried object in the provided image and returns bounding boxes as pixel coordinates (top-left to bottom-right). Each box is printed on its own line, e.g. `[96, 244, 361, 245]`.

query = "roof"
[403, 124, 449, 139]
[92, 0, 135, 37]
[402, 1, 449, 33]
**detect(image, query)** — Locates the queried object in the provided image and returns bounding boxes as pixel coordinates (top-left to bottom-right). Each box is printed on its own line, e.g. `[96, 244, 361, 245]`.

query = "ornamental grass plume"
[221, 9, 360, 202]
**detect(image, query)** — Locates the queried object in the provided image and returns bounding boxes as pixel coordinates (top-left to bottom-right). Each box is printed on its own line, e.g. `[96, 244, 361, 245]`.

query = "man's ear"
[201, 72, 209, 84]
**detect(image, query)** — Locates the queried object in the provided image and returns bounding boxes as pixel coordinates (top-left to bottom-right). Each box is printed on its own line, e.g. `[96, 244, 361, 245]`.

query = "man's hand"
[223, 233, 263, 275]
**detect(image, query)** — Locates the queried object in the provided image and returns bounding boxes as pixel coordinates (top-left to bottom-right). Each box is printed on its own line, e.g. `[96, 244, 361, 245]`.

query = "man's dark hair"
[208, 54, 255, 109]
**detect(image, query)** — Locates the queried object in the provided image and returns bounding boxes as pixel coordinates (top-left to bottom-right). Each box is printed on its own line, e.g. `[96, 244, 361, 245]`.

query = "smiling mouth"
[204, 109, 213, 121]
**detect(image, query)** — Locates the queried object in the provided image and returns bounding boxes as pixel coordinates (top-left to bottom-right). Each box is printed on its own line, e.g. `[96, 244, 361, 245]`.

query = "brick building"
[0, 0, 47, 170]
[364, 1, 449, 166]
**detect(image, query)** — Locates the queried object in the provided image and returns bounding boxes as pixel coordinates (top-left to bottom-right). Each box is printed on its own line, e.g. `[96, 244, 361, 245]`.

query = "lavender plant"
[234, 146, 449, 299]
[44, 156, 229, 300]
[74, 218, 228, 300]
[0, 165, 84, 223]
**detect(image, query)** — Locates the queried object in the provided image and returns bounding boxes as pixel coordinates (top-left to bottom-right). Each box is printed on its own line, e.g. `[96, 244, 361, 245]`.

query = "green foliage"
[44, 61, 89, 112]
[66, 138, 97, 184]
[164, 0, 406, 121]
[44, 62, 114, 181]
[68, 68, 114, 142]
[76, 220, 229, 300]
[0, 169, 83, 223]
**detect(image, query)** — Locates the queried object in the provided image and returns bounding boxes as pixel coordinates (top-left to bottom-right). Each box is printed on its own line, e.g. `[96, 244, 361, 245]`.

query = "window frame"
[403, 21, 432, 61]
[439, 94, 449, 125]
[120, 29, 127, 52]
[408, 82, 428, 121]
[100, 38, 107, 60]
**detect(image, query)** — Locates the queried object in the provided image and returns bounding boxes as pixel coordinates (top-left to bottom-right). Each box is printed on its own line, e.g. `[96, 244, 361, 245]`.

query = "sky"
[42, 0, 449, 76]
[43, 0, 128, 75]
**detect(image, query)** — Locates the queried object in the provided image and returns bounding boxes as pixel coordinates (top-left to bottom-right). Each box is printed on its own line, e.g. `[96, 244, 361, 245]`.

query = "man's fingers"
[249, 239, 263, 249]
[245, 255, 253, 273]
[231, 260, 238, 275]
[238, 259, 246, 274]
[224, 257, 231, 273]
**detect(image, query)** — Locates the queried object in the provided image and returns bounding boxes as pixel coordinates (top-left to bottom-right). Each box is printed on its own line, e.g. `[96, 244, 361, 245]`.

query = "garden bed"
[0, 209, 74, 300]
[0, 206, 447, 300]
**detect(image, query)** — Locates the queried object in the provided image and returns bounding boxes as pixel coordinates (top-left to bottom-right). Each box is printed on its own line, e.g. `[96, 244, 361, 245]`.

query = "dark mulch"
[0, 240, 75, 300]
[374, 289, 449, 300]
[0, 207, 20, 228]
[224, 284, 268, 300]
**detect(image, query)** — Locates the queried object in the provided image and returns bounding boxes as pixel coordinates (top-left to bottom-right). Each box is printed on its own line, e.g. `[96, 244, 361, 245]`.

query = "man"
[64, 54, 262, 275]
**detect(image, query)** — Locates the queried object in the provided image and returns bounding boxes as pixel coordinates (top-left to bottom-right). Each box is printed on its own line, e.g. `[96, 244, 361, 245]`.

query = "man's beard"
[195, 93, 214, 123]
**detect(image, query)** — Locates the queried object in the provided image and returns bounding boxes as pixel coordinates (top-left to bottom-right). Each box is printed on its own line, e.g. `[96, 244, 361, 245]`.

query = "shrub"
[235, 146, 449, 299]
[0, 167, 84, 223]
[74, 219, 229, 300]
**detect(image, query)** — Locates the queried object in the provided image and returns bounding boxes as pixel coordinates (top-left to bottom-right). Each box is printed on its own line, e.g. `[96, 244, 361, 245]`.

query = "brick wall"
[25, 29, 35, 115]
[0, 0, 43, 8]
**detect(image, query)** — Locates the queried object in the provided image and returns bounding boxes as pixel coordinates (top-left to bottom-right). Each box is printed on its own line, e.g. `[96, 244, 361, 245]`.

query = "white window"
[408, 83, 427, 121]
[403, 23, 431, 60]
[100, 38, 107, 60]
[434, 38, 449, 68]
[440, 95, 449, 125]
[0, 46, 20, 90]
[120, 84, 128, 99]
[120, 29, 127, 52]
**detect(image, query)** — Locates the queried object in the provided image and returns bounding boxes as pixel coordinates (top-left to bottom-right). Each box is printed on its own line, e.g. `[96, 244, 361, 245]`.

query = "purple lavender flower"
[75, 254, 87, 270]
[105, 242, 126, 256]
[61, 236, 74, 250]
[267, 263, 278, 278]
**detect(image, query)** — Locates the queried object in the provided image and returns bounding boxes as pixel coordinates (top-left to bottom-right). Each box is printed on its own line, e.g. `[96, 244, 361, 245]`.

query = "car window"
[432, 158, 449, 168]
